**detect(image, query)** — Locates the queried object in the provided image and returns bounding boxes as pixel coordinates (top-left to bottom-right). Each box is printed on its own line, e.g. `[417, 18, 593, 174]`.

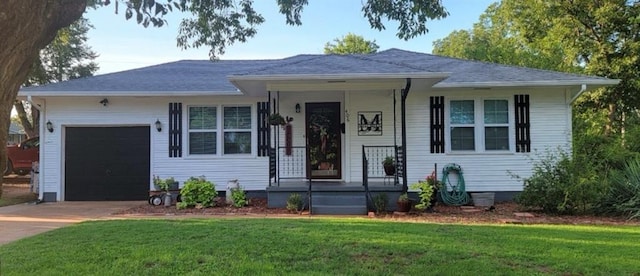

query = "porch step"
[311, 194, 367, 215]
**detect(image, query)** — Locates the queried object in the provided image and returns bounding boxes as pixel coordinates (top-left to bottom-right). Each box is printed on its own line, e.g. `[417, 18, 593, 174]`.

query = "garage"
[65, 126, 150, 201]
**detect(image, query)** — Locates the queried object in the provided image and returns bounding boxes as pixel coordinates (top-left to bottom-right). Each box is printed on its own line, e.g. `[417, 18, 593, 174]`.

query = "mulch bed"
[114, 197, 639, 225]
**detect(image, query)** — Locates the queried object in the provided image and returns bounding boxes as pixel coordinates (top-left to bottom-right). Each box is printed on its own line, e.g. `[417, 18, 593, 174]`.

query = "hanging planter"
[268, 113, 286, 126]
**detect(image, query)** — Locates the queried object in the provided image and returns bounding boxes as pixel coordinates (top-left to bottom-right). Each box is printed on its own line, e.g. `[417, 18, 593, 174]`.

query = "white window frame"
[222, 105, 253, 155]
[445, 97, 514, 154]
[186, 104, 254, 157]
[187, 106, 218, 156]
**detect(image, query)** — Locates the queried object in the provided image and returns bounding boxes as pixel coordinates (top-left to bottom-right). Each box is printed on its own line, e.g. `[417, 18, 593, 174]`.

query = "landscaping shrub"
[598, 157, 640, 220]
[514, 150, 602, 214]
[410, 178, 435, 211]
[230, 187, 248, 208]
[372, 193, 388, 214]
[178, 176, 217, 209]
[286, 193, 303, 213]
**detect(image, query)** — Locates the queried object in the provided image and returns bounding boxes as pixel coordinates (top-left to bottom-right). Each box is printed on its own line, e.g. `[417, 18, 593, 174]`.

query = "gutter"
[569, 84, 587, 104]
[26, 95, 45, 203]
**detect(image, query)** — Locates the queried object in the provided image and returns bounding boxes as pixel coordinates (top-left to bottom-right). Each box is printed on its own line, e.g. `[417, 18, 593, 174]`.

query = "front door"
[306, 102, 341, 179]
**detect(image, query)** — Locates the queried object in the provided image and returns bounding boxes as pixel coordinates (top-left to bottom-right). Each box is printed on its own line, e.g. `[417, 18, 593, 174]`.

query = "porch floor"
[267, 180, 403, 192]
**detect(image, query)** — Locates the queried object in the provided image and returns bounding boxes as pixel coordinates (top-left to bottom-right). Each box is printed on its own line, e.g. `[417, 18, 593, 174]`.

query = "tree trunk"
[0, 0, 86, 198]
[14, 100, 39, 138]
[604, 103, 616, 136]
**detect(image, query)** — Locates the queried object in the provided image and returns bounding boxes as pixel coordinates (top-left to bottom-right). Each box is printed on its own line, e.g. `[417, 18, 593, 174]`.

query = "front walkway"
[0, 201, 142, 245]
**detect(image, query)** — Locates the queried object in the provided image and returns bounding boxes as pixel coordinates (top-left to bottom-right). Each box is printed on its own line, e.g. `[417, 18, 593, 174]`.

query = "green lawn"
[1, 218, 639, 275]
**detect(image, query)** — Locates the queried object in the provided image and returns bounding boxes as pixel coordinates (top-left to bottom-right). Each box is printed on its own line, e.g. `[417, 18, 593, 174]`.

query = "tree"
[0, 0, 448, 197]
[432, 0, 640, 213]
[17, 17, 99, 138]
[432, 0, 640, 137]
[324, 33, 379, 54]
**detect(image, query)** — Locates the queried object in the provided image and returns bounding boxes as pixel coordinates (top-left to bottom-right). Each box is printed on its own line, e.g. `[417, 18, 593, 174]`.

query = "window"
[189, 106, 217, 155]
[223, 106, 252, 154]
[450, 100, 475, 151]
[484, 100, 509, 150]
[448, 98, 511, 152]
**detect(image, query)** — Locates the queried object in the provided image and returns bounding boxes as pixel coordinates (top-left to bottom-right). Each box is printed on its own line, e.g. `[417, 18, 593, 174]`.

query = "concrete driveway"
[0, 201, 142, 245]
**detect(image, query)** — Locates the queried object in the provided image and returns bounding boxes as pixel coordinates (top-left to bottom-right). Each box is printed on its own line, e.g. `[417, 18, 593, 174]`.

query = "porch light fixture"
[295, 103, 301, 113]
[46, 120, 53, 133]
[155, 119, 162, 132]
[99, 98, 109, 106]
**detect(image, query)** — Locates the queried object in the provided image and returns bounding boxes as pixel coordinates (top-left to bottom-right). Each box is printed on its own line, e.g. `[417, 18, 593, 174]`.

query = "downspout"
[568, 84, 586, 153]
[26, 95, 44, 202]
[569, 84, 587, 104]
[400, 78, 411, 193]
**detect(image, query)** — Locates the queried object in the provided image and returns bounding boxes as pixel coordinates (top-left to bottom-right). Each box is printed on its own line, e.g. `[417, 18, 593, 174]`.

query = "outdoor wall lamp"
[99, 98, 109, 106]
[155, 119, 162, 132]
[46, 120, 53, 133]
[295, 103, 301, 113]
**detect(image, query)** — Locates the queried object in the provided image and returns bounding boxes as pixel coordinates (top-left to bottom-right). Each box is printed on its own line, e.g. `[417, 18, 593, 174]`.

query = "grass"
[1, 218, 639, 275]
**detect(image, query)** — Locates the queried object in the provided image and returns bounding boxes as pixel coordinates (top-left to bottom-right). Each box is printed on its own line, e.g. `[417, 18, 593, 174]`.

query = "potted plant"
[153, 176, 174, 206]
[396, 193, 411, 212]
[382, 156, 395, 176]
[268, 113, 286, 126]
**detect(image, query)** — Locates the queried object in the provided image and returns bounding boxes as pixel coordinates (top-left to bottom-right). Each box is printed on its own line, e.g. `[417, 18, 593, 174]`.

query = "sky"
[84, 0, 497, 74]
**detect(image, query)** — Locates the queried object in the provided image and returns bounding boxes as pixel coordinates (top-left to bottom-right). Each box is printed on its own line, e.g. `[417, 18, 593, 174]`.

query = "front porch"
[266, 180, 404, 214]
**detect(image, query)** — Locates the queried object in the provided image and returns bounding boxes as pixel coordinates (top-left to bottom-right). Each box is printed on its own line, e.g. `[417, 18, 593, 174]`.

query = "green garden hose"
[440, 163, 470, 206]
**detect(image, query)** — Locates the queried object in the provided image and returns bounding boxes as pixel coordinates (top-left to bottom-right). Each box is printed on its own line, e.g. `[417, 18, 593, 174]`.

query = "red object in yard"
[285, 124, 292, 156]
[5, 136, 39, 176]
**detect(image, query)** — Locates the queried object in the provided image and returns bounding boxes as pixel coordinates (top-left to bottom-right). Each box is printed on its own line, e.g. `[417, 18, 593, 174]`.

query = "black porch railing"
[362, 145, 402, 185]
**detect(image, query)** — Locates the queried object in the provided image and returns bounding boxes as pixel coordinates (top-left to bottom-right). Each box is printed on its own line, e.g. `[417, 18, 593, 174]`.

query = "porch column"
[401, 78, 412, 193]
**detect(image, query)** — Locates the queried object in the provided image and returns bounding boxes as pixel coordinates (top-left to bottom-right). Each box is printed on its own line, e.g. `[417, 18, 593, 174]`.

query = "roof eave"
[434, 79, 620, 88]
[18, 90, 242, 97]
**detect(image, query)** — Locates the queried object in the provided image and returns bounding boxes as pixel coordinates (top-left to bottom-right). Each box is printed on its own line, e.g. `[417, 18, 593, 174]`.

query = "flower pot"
[396, 200, 411, 212]
[383, 164, 395, 176]
[164, 193, 172, 207]
[169, 181, 179, 190]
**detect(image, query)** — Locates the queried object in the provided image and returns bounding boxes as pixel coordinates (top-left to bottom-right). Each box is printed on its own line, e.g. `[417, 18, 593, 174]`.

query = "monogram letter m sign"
[357, 111, 382, 136]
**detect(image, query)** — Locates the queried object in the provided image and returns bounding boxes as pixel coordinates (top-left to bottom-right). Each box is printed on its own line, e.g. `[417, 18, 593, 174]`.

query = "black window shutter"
[514, 94, 531, 153]
[430, 96, 445, 153]
[169, 102, 183, 157]
[257, 101, 270, 157]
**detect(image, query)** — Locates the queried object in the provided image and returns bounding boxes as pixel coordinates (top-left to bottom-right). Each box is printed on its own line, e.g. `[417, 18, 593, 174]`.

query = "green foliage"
[179, 176, 217, 208]
[410, 179, 434, 211]
[598, 158, 640, 220]
[515, 150, 605, 214]
[382, 156, 394, 166]
[433, 0, 640, 137]
[324, 33, 379, 54]
[230, 187, 248, 208]
[100, 1, 447, 58]
[372, 193, 388, 214]
[17, 17, 98, 138]
[153, 175, 175, 192]
[286, 193, 303, 213]
[397, 193, 409, 202]
[3, 219, 640, 275]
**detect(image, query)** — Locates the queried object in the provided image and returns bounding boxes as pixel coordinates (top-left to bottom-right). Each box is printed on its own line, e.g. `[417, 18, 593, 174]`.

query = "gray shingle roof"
[368, 49, 614, 86]
[20, 48, 617, 95]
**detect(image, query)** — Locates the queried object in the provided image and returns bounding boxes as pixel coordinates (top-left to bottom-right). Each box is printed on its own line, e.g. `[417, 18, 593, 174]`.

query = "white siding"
[403, 87, 571, 192]
[41, 96, 269, 201]
[40, 86, 573, 200]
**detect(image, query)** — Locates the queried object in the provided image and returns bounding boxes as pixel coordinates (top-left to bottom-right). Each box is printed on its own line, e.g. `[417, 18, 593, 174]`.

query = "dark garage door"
[65, 127, 150, 201]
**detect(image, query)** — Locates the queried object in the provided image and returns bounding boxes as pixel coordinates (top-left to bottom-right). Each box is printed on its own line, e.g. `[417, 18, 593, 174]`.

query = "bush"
[410, 179, 435, 211]
[286, 193, 303, 213]
[515, 150, 603, 214]
[372, 193, 388, 214]
[230, 187, 248, 208]
[178, 176, 217, 209]
[598, 158, 640, 220]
